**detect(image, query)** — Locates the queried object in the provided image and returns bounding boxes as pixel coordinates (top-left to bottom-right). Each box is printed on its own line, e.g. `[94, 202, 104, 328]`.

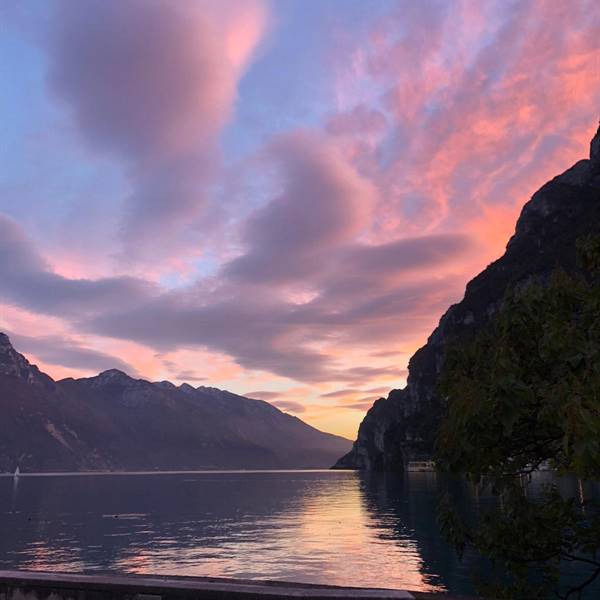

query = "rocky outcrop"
[335, 123, 600, 470]
[0, 335, 351, 472]
[0, 332, 54, 388]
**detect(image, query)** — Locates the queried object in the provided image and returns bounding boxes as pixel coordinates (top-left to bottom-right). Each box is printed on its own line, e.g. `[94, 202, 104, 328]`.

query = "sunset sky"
[1, 0, 599, 438]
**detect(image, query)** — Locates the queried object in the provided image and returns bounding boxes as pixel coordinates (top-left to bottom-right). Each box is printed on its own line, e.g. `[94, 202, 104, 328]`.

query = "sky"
[1, 0, 599, 439]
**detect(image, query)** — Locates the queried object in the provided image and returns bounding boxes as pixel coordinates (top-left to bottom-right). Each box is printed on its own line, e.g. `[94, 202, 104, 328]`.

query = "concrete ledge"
[0, 571, 429, 600]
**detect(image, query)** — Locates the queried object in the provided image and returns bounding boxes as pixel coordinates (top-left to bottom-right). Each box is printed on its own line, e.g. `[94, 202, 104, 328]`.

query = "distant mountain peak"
[99, 368, 128, 376]
[179, 382, 196, 394]
[156, 380, 176, 390]
[591, 121, 600, 171]
[91, 368, 136, 388]
[0, 332, 50, 386]
[0, 332, 16, 361]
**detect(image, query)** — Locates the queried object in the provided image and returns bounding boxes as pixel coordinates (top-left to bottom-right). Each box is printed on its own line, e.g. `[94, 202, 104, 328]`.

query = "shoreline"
[0, 468, 356, 477]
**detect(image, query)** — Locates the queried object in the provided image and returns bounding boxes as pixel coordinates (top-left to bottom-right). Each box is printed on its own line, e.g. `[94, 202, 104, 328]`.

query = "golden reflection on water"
[103, 474, 444, 591]
[2, 471, 454, 592]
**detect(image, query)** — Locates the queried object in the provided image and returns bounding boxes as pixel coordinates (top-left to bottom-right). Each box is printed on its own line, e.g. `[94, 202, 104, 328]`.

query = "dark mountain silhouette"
[336, 123, 600, 470]
[0, 333, 351, 472]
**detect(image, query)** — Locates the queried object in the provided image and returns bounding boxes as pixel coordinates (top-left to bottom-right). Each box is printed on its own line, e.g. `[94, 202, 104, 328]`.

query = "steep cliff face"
[335, 124, 600, 470]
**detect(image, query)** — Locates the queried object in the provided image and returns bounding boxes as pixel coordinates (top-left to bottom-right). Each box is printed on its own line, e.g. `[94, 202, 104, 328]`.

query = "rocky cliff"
[0, 335, 351, 472]
[335, 124, 600, 470]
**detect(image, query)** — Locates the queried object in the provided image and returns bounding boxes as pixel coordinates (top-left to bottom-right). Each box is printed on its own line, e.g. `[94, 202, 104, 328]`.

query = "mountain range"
[4, 125, 598, 474]
[0, 333, 351, 472]
[335, 123, 600, 470]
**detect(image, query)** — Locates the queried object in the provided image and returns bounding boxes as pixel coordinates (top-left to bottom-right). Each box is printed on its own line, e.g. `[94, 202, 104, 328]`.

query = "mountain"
[0, 334, 351, 472]
[335, 124, 600, 470]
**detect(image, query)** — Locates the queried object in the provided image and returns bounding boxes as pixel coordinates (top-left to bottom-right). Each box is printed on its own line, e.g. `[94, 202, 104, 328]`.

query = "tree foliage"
[436, 235, 600, 599]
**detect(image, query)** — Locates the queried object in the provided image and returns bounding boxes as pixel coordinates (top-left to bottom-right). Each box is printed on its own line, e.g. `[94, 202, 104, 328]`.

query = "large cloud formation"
[48, 0, 267, 259]
[225, 131, 376, 284]
[79, 129, 471, 382]
[7, 331, 137, 376]
[1, 0, 599, 436]
[0, 215, 156, 315]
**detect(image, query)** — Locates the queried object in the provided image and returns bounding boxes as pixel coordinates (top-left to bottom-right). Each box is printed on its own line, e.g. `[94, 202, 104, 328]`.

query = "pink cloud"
[225, 131, 376, 284]
[47, 0, 268, 260]
[0, 214, 157, 316]
[324, 0, 599, 283]
[49, 0, 267, 164]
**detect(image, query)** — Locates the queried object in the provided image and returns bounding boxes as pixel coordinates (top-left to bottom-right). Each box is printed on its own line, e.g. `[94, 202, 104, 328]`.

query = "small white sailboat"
[13, 466, 20, 478]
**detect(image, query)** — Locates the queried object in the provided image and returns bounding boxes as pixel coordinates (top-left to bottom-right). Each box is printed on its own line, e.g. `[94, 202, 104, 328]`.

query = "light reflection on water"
[0, 471, 598, 595]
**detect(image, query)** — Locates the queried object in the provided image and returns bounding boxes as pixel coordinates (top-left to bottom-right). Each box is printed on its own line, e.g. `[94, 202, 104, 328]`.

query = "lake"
[0, 470, 598, 596]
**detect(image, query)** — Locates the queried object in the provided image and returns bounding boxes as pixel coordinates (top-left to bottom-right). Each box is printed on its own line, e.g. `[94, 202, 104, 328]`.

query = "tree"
[436, 235, 600, 599]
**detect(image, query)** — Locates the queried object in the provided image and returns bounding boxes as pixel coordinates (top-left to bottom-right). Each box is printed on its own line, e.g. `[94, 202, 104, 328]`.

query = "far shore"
[1, 468, 356, 477]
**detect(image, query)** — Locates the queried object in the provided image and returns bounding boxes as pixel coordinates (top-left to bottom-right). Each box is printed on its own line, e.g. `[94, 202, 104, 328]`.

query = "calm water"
[0, 470, 598, 596]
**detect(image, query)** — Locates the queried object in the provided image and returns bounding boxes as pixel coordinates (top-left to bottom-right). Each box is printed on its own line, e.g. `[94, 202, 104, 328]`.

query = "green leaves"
[435, 236, 600, 597]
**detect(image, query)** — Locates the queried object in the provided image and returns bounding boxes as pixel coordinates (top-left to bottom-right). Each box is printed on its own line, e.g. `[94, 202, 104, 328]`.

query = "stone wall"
[0, 571, 475, 600]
